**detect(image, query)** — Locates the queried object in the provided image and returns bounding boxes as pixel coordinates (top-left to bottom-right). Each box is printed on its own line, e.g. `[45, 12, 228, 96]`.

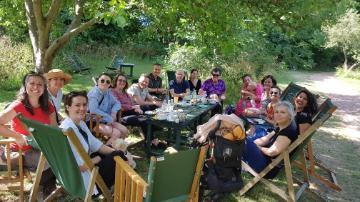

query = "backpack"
[199, 120, 246, 200]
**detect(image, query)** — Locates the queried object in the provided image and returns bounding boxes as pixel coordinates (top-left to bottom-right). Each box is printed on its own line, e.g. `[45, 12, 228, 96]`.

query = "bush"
[336, 67, 360, 80]
[0, 36, 33, 90]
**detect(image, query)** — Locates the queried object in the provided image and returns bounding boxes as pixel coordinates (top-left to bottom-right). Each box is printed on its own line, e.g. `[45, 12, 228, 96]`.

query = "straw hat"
[44, 69, 72, 85]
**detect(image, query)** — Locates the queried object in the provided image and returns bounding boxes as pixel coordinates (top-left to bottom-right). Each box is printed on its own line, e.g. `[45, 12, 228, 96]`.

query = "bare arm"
[258, 136, 291, 157]
[298, 123, 311, 135]
[254, 131, 276, 146]
[133, 95, 158, 106]
[170, 88, 190, 98]
[0, 108, 27, 146]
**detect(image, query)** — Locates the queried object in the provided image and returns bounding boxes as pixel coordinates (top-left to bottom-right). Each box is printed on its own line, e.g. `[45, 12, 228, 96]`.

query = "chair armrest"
[0, 138, 16, 144]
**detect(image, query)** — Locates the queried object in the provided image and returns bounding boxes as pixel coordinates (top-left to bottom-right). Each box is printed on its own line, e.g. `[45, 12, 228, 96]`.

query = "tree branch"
[67, 0, 85, 32]
[45, 0, 61, 31]
[33, 0, 45, 30]
[46, 17, 98, 61]
[348, 62, 360, 71]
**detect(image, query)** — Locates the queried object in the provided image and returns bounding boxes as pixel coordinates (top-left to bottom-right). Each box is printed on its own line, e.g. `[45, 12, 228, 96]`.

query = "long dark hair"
[261, 75, 277, 86]
[112, 73, 128, 92]
[295, 89, 318, 115]
[17, 71, 50, 115]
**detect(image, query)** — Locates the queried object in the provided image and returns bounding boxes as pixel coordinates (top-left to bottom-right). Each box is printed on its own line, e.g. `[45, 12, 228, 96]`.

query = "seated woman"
[235, 81, 262, 117]
[87, 73, 128, 145]
[60, 91, 128, 194]
[242, 101, 298, 178]
[241, 74, 263, 105]
[261, 75, 277, 109]
[188, 69, 202, 94]
[294, 89, 318, 135]
[265, 86, 282, 125]
[0, 72, 57, 193]
[45, 69, 72, 124]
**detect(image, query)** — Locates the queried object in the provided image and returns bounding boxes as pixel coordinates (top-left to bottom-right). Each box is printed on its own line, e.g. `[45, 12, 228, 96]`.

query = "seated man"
[127, 74, 162, 111]
[169, 70, 190, 100]
[148, 63, 167, 99]
[199, 67, 226, 114]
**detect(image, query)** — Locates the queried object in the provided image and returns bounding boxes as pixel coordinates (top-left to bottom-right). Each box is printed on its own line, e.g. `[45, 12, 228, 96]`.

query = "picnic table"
[144, 102, 218, 154]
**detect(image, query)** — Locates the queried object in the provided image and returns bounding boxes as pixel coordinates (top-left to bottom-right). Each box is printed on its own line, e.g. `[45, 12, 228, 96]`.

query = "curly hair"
[261, 75, 277, 87]
[17, 71, 50, 115]
[295, 89, 318, 115]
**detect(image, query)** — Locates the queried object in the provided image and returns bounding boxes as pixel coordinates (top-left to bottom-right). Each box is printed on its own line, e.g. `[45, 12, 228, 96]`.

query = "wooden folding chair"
[18, 115, 111, 201]
[85, 113, 109, 143]
[300, 98, 341, 191]
[114, 146, 208, 202]
[240, 100, 336, 201]
[0, 139, 25, 201]
[281, 82, 341, 192]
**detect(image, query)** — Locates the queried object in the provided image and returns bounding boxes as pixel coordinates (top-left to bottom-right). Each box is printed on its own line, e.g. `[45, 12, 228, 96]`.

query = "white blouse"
[60, 118, 103, 194]
[48, 89, 63, 112]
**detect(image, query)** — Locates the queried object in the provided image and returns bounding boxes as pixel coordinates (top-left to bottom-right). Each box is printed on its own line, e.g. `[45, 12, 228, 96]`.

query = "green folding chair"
[114, 146, 208, 202]
[281, 83, 341, 192]
[240, 99, 337, 201]
[280, 82, 305, 103]
[106, 55, 135, 78]
[69, 54, 91, 74]
[18, 115, 111, 202]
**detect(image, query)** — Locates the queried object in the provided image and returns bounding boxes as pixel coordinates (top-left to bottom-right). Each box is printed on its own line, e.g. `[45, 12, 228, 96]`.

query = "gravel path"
[290, 71, 360, 201]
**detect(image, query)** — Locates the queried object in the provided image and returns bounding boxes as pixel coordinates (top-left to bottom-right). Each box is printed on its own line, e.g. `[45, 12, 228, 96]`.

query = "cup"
[174, 96, 179, 103]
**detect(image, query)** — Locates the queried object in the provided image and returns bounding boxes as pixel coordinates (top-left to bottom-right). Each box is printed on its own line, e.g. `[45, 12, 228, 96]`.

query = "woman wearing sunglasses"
[265, 86, 281, 125]
[88, 73, 128, 145]
[294, 89, 318, 135]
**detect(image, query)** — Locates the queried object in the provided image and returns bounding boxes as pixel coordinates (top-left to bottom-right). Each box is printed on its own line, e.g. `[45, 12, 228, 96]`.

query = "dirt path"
[290, 71, 360, 201]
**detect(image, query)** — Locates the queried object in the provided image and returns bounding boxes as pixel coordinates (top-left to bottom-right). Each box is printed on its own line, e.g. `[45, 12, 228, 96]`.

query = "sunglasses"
[270, 91, 279, 95]
[100, 79, 111, 84]
[117, 79, 126, 83]
[212, 74, 220, 77]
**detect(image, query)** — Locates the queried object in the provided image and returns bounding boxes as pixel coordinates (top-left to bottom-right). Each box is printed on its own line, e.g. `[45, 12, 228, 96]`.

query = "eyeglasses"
[212, 74, 220, 77]
[117, 79, 126, 83]
[270, 91, 279, 95]
[100, 79, 111, 84]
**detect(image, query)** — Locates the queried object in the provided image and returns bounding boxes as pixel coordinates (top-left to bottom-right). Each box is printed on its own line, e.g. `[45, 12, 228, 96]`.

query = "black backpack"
[199, 120, 245, 201]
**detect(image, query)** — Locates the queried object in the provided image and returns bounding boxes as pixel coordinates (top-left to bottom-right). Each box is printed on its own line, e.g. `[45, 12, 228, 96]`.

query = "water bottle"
[192, 90, 197, 99]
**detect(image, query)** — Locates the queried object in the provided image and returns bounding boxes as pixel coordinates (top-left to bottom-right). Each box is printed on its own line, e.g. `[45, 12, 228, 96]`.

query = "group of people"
[0, 63, 319, 197]
[0, 63, 228, 196]
[231, 74, 319, 177]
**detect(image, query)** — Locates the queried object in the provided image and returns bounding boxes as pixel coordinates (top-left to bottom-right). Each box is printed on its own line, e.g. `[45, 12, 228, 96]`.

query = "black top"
[295, 111, 312, 134]
[148, 73, 163, 95]
[268, 120, 299, 146]
[188, 79, 202, 94]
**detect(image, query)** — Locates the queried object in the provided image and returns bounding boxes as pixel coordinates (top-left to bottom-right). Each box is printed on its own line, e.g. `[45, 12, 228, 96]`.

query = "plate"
[144, 111, 155, 115]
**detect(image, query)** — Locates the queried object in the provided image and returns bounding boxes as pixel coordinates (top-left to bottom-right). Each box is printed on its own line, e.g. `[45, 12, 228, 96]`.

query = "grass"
[1, 57, 359, 201]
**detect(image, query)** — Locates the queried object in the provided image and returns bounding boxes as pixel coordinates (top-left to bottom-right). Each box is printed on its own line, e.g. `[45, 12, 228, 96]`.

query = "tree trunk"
[25, 0, 98, 73]
[343, 47, 348, 71]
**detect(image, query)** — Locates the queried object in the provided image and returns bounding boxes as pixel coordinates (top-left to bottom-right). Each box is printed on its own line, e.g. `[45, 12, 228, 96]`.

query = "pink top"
[10, 100, 55, 151]
[235, 98, 261, 116]
[112, 89, 133, 111]
[241, 83, 263, 102]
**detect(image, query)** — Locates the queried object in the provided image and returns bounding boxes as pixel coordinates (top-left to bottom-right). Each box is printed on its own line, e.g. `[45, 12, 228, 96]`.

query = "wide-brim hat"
[44, 69, 72, 85]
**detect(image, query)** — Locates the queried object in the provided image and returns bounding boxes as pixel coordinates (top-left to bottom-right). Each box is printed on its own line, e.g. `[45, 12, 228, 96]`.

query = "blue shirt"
[87, 86, 121, 123]
[169, 79, 190, 94]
